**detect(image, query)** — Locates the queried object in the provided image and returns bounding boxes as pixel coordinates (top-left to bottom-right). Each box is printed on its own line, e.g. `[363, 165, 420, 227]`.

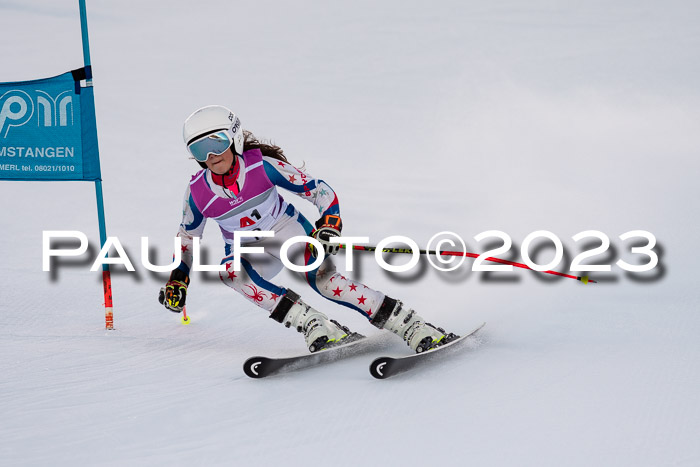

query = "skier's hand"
[158, 270, 190, 313]
[311, 214, 343, 257]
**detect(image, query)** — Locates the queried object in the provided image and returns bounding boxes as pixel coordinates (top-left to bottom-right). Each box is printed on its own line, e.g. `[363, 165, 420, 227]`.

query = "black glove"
[311, 214, 343, 257]
[158, 269, 190, 313]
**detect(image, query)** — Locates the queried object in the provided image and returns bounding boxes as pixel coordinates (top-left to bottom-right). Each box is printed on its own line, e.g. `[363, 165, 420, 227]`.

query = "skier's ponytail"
[243, 130, 288, 163]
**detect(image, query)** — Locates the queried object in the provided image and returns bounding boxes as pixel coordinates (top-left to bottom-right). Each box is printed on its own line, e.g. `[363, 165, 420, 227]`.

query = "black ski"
[244, 333, 377, 378]
[369, 322, 486, 379]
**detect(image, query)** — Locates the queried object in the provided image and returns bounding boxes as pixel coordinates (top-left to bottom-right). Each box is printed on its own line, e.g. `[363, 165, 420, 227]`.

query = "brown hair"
[242, 130, 288, 163]
[196, 130, 288, 169]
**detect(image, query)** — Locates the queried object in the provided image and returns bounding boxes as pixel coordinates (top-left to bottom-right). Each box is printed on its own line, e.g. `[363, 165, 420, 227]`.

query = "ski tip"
[243, 357, 267, 379]
[370, 357, 392, 379]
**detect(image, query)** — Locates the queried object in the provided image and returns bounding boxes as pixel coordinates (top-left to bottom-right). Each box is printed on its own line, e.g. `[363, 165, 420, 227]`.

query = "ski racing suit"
[175, 148, 384, 319]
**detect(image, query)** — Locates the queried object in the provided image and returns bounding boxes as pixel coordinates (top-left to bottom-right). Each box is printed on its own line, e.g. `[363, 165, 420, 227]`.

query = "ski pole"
[182, 305, 190, 325]
[340, 244, 595, 284]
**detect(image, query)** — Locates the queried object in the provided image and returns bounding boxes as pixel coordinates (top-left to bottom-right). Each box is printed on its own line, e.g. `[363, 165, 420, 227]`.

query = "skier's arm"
[175, 185, 207, 276]
[262, 157, 340, 218]
[263, 157, 343, 255]
[159, 185, 206, 313]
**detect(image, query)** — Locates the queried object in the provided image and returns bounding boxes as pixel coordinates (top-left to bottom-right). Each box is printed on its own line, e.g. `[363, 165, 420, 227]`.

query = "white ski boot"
[269, 289, 352, 352]
[371, 296, 457, 353]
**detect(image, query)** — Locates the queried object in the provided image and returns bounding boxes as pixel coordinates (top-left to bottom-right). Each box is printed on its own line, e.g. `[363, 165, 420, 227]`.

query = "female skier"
[159, 105, 455, 353]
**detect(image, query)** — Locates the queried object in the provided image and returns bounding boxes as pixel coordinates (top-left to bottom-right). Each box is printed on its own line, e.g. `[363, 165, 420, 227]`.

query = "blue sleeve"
[263, 158, 340, 217]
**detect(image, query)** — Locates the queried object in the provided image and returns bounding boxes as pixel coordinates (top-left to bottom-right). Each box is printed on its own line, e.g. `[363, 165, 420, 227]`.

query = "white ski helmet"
[182, 105, 245, 161]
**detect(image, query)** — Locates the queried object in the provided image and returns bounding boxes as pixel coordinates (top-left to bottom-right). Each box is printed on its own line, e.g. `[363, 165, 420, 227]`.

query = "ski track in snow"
[2, 1, 700, 465]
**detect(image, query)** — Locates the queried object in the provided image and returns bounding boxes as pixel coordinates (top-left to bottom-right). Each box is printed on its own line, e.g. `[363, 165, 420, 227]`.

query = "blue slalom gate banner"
[0, 67, 101, 181]
[1, 0, 114, 329]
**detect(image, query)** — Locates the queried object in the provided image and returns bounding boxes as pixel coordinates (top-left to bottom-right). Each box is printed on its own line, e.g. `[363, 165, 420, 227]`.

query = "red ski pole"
[341, 244, 595, 284]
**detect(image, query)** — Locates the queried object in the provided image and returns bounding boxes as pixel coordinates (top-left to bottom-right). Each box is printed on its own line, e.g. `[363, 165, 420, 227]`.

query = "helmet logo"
[228, 112, 234, 122]
[231, 116, 241, 135]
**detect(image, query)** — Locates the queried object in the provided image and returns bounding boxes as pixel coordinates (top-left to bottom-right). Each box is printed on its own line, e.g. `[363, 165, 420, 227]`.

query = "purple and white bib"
[189, 149, 286, 243]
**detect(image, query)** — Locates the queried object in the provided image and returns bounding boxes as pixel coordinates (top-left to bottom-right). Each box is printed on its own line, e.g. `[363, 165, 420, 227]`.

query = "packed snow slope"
[2, 1, 700, 465]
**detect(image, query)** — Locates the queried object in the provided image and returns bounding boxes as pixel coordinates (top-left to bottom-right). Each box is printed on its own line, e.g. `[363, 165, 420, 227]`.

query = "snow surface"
[2, 1, 700, 465]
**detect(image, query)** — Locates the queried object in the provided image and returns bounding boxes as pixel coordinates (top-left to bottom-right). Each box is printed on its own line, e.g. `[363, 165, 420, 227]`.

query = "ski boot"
[269, 289, 355, 352]
[370, 296, 459, 353]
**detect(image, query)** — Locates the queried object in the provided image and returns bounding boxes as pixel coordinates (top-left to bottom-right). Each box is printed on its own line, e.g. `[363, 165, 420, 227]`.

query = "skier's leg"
[289, 210, 455, 353]
[306, 257, 453, 352]
[219, 254, 285, 312]
[304, 253, 384, 319]
[273, 207, 385, 318]
[262, 207, 455, 353]
[218, 211, 357, 352]
[219, 256, 354, 352]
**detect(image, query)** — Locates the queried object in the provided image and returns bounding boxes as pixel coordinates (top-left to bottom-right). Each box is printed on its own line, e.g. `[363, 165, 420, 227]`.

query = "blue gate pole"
[79, 0, 113, 329]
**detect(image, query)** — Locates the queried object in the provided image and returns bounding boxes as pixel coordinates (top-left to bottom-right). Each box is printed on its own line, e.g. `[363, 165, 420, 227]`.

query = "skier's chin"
[209, 159, 230, 174]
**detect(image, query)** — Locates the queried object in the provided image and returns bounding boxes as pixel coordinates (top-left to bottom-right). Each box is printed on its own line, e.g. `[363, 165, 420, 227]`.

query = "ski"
[244, 333, 378, 378]
[369, 322, 486, 379]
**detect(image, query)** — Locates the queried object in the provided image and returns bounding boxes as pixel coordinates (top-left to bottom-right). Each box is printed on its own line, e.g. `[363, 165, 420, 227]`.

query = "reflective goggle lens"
[187, 130, 233, 162]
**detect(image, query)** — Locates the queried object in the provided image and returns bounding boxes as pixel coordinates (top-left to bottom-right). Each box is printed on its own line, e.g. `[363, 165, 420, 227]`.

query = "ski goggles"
[187, 129, 234, 162]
